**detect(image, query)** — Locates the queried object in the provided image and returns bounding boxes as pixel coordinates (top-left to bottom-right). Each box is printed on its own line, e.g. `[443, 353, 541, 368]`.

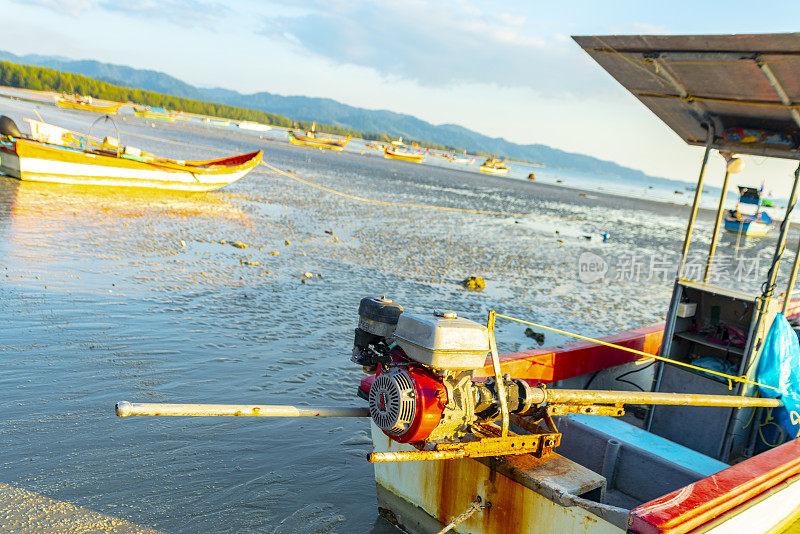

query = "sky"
[4, 0, 800, 193]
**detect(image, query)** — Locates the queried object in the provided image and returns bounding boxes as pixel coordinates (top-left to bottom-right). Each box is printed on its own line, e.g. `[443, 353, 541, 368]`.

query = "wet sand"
[0, 97, 795, 533]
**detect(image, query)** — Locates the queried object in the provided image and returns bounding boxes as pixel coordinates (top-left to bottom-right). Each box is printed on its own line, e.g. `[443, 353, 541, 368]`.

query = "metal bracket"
[546, 403, 625, 417]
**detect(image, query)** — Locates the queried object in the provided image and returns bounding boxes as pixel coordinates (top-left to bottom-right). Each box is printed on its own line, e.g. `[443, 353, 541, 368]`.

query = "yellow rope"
[117, 127, 581, 221]
[258, 161, 581, 221]
[493, 312, 780, 392]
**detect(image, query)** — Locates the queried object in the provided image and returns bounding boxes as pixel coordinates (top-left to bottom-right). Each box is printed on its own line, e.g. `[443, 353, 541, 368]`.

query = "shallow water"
[0, 97, 795, 532]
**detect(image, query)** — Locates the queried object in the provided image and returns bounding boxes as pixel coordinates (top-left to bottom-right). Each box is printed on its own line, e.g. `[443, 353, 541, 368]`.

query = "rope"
[437, 497, 486, 534]
[259, 161, 581, 221]
[492, 312, 780, 392]
[114, 125, 583, 221]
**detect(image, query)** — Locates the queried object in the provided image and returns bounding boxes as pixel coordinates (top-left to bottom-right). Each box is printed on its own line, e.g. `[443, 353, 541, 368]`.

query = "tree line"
[0, 60, 464, 153]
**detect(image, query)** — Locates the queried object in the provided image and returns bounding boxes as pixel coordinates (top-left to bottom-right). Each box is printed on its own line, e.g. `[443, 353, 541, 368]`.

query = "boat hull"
[724, 218, 772, 237]
[55, 99, 121, 114]
[384, 148, 425, 163]
[479, 165, 509, 175]
[289, 132, 349, 150]
[371, 422, 622, 534]
[134, 111, 178, 121]
[0, 140, 262, 192]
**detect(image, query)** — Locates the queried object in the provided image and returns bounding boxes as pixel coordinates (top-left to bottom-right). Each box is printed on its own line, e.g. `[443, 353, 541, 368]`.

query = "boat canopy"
[573, 33, 800, 160]
[737, 186, 761, 205]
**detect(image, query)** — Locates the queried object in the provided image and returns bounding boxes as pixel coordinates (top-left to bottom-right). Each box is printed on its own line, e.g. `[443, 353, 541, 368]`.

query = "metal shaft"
[677, 128, 713, 279]
[521, 389, 782, 411]
[704, 169, 732, 283]
[115, 401, 370, 418]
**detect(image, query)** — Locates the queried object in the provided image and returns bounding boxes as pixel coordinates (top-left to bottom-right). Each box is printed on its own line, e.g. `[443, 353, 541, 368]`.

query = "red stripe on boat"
[474, 323, 664, 382]
[629, 439, 800, 534]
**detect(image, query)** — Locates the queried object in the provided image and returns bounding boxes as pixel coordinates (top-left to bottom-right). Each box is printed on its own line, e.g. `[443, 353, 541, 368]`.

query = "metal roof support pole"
[704, 169, 732, 283]
[677, 127, 714, 279]
[762, 162, 800, 302]
[758, 60, 800, 130]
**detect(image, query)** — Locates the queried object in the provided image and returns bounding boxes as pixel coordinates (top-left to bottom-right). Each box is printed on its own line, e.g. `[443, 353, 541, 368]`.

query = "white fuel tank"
[392, 310, 489, 371]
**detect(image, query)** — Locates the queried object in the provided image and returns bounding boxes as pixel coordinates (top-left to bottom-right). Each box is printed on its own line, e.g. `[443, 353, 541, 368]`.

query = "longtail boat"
[133, 106, 180, 121]
[450, 154, 477, 165]
[115, 33, 800, 533]
[479, 155, 510, 174]
[0, 116, 261, 191]
[383, 146, 426, 163]
[54, 95, 121, 114]
[288, 130, 350, 150]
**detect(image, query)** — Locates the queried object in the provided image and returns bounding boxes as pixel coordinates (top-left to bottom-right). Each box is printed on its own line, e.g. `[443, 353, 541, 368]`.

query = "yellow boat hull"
[0, 139, 262, 192]
[55, 99, 121, 114]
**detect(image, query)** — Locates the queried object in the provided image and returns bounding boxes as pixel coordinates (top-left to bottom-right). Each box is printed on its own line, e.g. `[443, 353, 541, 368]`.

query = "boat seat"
[555, 414, 730, 504]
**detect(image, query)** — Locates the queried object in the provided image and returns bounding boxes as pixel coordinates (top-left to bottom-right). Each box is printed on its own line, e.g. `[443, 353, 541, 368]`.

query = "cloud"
[17, 0, 98, 16]
[100, 0, 227, 28]
[13, 0, 226, 27]
[260, 1, 601, 94]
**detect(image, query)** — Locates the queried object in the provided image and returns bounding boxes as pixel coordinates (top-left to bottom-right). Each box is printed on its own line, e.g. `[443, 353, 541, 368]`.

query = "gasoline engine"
[352, 296, 537, 444]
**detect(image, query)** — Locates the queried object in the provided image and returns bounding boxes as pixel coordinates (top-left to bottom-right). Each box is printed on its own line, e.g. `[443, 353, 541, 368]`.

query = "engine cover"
[368, 366, 447, 443]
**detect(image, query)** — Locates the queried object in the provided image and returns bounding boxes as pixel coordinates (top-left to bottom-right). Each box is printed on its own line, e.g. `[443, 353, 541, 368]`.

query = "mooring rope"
[437, 497, 487, 534]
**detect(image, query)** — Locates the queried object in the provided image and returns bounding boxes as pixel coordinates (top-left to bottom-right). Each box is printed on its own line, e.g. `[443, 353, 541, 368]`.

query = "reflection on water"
[0, 100, 795, 533]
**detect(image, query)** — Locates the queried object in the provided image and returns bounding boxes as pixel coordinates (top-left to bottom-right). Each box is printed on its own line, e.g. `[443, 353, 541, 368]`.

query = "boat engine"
[354, 297, 537, 443]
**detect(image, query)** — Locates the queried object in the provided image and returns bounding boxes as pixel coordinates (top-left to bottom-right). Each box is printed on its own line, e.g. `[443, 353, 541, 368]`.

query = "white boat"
[238, 121, 271, 132]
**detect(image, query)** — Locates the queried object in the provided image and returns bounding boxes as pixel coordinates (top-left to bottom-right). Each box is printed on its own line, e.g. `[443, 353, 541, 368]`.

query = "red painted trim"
[630, 439, 800, 534]
[474, 323, 665, 382]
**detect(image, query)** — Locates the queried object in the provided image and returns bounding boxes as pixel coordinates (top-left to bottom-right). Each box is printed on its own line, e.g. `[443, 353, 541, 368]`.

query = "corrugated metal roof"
[573, 33, 800, 160]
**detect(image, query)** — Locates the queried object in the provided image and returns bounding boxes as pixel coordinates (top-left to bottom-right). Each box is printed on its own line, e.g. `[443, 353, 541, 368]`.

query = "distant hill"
[0, 50, 661, 181]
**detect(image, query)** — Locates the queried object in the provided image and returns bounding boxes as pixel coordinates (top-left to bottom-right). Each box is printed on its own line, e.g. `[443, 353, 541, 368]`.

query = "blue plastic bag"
[756, 313, 800, 441]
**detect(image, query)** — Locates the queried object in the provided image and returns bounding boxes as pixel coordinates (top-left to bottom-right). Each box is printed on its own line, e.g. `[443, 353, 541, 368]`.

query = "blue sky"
[5, 0, 800, 191]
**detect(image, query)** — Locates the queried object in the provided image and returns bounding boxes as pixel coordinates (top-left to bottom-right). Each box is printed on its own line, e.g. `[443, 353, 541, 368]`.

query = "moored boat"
[724, 186, 774, 237]
[288, 130, 350, 151]
[54, 95, 121, 114]
[238, 121, 271, 132]
[479, 155, 509, 174]
[383, 146, 426, 162]
[133, 106, 180, 121]
[0, 116, 261, 191]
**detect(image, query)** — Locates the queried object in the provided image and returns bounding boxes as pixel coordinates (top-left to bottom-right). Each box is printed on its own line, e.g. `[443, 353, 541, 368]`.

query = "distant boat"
[55, 95, 121, 114]
[238, 121, 271, 132]
[288, 129, 350, 151]
[364, 142, 386, 150]
[449, 154, 477, 165]
[202, 117, 232, 127]
[724, 186, 774, 237]
[383, 146, 426, 163]
[0, 115, 261, 191]
[479, 155, 510, 175]
[133, 106, 180, 121]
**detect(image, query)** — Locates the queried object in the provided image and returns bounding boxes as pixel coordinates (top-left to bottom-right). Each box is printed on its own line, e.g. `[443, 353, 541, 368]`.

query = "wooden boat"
[133, 107, 180, 121]
[364, 33, 800, 534]
[450, 154, 477, 165]
[383, 146, 426, 163]
[288, 130, 350, 151]
[479, 155, 510, 174]
[0, 116, 261, 191]
[55, 95, 121, 114]
[724, 186, 774, 237]
[203, 117, 231, 127]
